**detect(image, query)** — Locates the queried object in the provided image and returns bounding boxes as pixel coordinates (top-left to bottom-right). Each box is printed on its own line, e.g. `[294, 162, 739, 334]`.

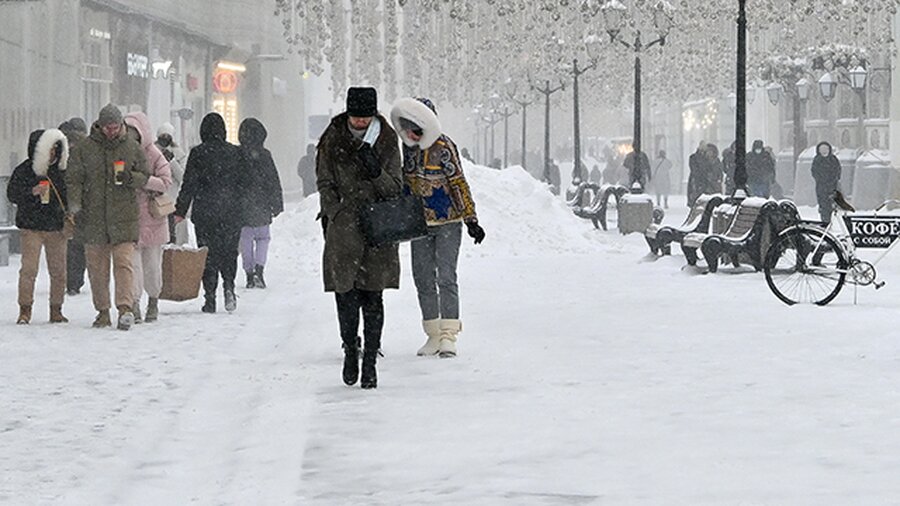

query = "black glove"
[466, 221, 485, 245]
[115, 169, 134, 186]
[358, 144, 381, 179]
[318, 212, 328, 239]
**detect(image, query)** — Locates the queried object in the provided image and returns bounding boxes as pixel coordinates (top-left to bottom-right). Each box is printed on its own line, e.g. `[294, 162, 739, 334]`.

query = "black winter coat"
[811, 142, 841, 199]
[175, 113, 248, 229]
[746, 141, 775, 185]
[239, 118, 284, 227]
[7, 129, 68, 232]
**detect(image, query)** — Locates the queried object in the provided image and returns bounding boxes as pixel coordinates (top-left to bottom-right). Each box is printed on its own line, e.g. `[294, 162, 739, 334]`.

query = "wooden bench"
[645, 193, 724, 256]
[568, 182, 629, 230]
[695, 198, 797, 273]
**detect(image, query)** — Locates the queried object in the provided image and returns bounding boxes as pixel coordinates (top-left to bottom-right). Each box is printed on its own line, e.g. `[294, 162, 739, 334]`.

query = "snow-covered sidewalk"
[3, 165, 900, 505]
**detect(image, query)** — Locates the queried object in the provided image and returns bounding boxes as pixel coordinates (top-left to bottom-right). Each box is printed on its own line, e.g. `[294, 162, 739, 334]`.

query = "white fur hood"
[33, 128, 69, 177]
[390, 97, 442, 150]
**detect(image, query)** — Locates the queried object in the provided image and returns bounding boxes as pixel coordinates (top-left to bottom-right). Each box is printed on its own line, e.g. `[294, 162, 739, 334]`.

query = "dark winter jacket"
[176, 113, 248, 230]
[722, 143, 737, 188]
[297, 147, 317, 197]
[67, 122, 150, 245]
[746, 140, 775, 185]
[687, 148, 714, 205]
[239, 118, 284, 228]
[7, 129, 69, 232]
[811, 141, 841, 199]
[317, 113, 402, 293]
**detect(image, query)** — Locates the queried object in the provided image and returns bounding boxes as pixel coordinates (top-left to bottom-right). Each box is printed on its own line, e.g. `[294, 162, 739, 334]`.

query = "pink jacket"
[124, 112, 173, 247]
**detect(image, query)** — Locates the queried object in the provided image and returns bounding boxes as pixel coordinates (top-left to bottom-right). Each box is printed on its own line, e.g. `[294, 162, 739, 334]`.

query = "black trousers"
[335, 289, 384, 352]
[66, 239, 86, 292]
[195, 223, 240, 298]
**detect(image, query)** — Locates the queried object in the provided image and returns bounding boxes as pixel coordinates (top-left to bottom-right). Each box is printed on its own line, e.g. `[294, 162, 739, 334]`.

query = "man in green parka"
[317, 87, 403, 390]
[67, 103, 149, 330]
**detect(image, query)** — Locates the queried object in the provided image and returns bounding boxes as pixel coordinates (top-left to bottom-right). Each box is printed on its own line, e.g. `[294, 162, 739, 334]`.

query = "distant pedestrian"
[390, 96, 485, 358]
[174, 113, 247, 314]
[124, 112, 173, 324]
[651, 150, 672, 209]
[238, 118, 284, 289]
[156, 122, 188, 245]
[67, 103, 150, 330]
[706, 143, 724, 194]
[296, 143, 317, 197]
[687, 141, 708, 206]
[317, 87, 402, 389]
[746, 139, 775, 198]
[8, 129, 70, 324]
[589, 164, 602, 184]
[623, 150, 651, 192]
[59, 118, 88, 296]
[811, 141, 841, 223]
[722, 141, 737, 195]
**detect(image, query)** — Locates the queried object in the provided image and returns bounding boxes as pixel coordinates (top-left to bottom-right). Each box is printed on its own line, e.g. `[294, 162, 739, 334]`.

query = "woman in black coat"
[7, 129, 70, 324]
[811, 141, 842, 223]
[174, 113, 248, 313]
[238, 118, 284, 289]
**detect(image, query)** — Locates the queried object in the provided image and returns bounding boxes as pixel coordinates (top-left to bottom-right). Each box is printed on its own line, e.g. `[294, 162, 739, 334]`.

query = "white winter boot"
[417, 319, 443, 356]
[438, 319, 461, 358]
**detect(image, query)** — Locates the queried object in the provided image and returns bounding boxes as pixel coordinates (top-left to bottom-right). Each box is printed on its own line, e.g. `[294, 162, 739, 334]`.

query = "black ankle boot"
[255, 265, 266, 289]
[245, 270, 256, 289]
[201, 295, 216, 313]
[360, 350, 377, 389]
[342, 342, 360, 386]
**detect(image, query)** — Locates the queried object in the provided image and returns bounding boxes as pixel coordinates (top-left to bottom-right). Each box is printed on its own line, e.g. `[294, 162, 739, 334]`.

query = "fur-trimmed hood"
[390, 97, 442, 149]
[32, 128, 68, 176]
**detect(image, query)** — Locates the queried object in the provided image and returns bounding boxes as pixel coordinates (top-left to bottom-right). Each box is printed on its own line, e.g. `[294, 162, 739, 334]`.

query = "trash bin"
[617, 193, 654, 235]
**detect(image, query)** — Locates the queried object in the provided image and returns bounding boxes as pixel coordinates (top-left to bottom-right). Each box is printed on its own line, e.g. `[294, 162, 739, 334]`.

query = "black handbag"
[359, 194, 429, 246]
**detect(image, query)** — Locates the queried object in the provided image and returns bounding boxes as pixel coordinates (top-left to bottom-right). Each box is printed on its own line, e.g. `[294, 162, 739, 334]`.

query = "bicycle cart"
[763, 193, 900, 305]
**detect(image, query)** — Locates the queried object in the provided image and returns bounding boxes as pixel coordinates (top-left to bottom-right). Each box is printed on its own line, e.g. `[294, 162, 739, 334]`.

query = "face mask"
[754, 149, 762, 154]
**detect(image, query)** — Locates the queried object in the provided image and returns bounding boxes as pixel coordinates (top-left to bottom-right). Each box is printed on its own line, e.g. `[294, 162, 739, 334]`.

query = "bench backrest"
[684, 194, 725, 230]
[723, 199, 767, 239]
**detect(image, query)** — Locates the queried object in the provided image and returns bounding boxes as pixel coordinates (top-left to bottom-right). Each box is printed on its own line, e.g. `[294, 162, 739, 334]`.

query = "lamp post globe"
[849, 65, 868, 91]
[796, 77, 811, 101]
[766, 82, 783, 106]
[818, 72, 838, 102]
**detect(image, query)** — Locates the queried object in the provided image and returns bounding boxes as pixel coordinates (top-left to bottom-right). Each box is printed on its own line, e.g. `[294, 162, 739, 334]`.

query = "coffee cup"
[39, 180, 50, 204]
[114, 160, 125, 185]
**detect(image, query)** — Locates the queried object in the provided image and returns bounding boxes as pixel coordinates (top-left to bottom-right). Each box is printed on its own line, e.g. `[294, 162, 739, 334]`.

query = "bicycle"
[763, 192, 900, 305]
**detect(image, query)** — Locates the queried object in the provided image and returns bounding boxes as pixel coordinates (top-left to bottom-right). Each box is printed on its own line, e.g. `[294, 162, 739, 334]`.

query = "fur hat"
[390, 97, 442, 149]
[346, 87, 378, 117]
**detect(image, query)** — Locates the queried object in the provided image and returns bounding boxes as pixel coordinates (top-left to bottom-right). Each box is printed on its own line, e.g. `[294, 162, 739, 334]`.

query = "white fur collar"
[33, 128, 69, 176]
[390, 97, 441, 150]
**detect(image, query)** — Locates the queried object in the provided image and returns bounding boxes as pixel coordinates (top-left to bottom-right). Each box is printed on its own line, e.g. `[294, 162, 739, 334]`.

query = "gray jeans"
[411, 222, 462, 320]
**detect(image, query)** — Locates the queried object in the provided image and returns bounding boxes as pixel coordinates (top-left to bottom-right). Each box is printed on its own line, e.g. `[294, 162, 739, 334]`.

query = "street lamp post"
[815, 58, 889, 151]
[533, 79, 566, 183]
[733, 0, 748, 196]
[506, 80, 535, 170]
[571, 57, 597, 181]
[600, 0, 675, 192]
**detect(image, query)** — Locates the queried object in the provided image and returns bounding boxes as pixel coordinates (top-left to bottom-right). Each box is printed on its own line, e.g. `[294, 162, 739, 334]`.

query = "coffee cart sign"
[843, 215, 900, 249]
[127, 53, 177, 80]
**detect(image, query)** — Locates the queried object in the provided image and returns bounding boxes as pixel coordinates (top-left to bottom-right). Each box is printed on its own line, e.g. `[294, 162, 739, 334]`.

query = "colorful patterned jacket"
[391, 96, 477, 226]
[402, 136, 477, 226]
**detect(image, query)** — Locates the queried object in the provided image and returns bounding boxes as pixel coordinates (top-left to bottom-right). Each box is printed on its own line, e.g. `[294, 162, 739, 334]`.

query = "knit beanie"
[98, 103, 123, 126]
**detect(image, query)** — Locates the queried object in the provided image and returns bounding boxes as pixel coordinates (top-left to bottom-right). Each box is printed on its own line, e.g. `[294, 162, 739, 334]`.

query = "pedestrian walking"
[722, 141, 737, 195]
[811, 141, 841, 223]
[124, 112, 173, 323]
[238, 118, 283, 289]
[156, 122, 188, 245]
[390, 97, 485, 358]
[687, 141, 708, 206]
[296, 143, 317, 197]
[317, 87, 403, 389]
[651, 149, 672, 209]
[746, 139, 775, 198]
[67, 103, 149, 330]
[174, 113, 247, 314]
[59, 118, 88, 296]
[706, 143, 724, 194]
[8, 129, 70, 324]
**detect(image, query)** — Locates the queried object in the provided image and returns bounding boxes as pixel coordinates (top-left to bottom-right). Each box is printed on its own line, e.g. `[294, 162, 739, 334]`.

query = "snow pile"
[275, 162, 610, 265]
[462, 161, 610, 256]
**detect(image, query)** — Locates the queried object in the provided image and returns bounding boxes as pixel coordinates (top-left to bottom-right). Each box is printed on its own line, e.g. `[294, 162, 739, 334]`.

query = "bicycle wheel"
[764, 227, 848, 305]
